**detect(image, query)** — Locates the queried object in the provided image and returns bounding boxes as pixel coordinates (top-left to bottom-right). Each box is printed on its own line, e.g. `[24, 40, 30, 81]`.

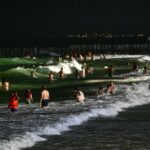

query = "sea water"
[0, 82, 150, 150]
[1, 55, 150, 150]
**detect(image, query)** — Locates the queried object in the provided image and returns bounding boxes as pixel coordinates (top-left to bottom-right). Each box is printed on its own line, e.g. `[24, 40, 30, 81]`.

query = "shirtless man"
[40, 86, 50, 108]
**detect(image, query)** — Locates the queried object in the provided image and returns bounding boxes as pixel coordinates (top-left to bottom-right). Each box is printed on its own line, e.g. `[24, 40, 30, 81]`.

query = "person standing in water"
[40, 86, 50, 108]
[3, 80, 10, 91]
[75, 69, 80, 79]
[8, 92, 19, 112]
[143, 65, 148, 75]
[80, 66, 86, 78]
[132, 62, 138, 72]
[74, 88, 85, 103]
[107, 65, 114, 78]
[59, 68, 64, 79]
[48, 71, 54, 82]
[25, 88, 33, 104]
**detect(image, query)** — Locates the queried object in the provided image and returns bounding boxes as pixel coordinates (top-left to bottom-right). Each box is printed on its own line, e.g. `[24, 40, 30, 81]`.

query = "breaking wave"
[0, 82, 150, 150]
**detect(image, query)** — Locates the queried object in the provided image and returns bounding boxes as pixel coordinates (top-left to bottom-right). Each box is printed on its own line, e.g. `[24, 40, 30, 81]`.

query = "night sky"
[0, 0, 150, 39]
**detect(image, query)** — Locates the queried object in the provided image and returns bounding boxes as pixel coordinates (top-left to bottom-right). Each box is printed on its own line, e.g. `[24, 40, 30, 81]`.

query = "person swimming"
[104, 82, 115, 95]
[74, 88, 85, 103]
[97, 86, 104, 95]
[97, 86, 105, 100]
[109, 82, 115, 95]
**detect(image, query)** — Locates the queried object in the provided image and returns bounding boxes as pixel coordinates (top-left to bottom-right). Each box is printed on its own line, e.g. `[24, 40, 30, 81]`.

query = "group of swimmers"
[48, 64, 94, 82]
[7, 81, 116, 113]
[98, 82, 115, 95]
[73, 82, 115, 103]
[8, 86, 50, 112]
[130, 62, 149, 75]
[48, 67, 64, 81]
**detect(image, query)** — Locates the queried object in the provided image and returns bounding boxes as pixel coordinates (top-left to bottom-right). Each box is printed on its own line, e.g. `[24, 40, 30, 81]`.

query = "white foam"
[138, 55, 150, 62]
[10, 67, 34, 76]
[0, 132, 46, 150]
[36, 82, 150, 137]
[94, 54, 142, 60]
[101, 54, 150, 62]
[1, 82, 150, 150]
[46, 60, 53, 64]
[108, 54, 142, 59]
[11, 55, 150, 76]
[36, 59, 82, 74]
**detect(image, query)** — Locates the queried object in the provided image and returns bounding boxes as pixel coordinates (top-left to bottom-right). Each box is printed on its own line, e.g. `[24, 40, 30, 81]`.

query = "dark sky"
[0, 0, 150, 39]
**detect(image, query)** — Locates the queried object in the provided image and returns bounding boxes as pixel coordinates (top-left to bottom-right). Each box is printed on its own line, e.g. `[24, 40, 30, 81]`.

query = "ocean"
[1, 81, 150, 150]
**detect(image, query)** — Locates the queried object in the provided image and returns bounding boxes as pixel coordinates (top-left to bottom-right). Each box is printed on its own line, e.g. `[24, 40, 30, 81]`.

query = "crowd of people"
[5, 59, 149, 113]
[3, 52, 150, 113]
[6, 81, 116, 113]
[7, 86, 50, 112]
[47, 65, 94, 81]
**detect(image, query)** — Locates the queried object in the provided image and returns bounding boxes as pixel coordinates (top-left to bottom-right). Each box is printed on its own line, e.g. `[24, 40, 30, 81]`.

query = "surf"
[0, 82, 150, 150]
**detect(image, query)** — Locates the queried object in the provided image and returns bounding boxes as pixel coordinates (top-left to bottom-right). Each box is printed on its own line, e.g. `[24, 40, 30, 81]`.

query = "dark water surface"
[24, 104, 150, 150]
[1, 82, 150, 150]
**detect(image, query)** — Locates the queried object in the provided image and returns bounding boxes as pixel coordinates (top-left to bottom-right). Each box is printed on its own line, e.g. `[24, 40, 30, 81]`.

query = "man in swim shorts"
[40, 86, 50, 108]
